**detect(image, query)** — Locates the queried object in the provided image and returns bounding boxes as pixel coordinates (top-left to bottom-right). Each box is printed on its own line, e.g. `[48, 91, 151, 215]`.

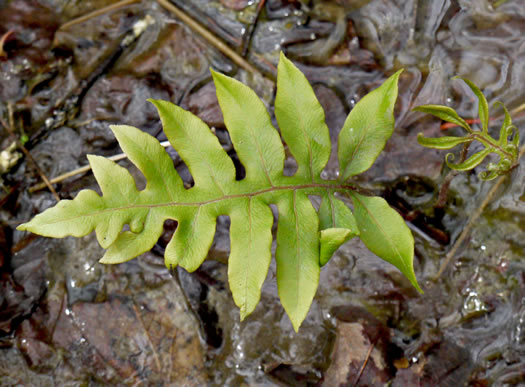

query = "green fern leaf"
[18, 53, 421, 331]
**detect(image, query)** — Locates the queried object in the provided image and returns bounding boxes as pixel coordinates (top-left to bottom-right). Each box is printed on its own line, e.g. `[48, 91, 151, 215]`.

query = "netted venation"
[349, 192, 421, 292]
[318, 192, 359, 266]
[18, 189, 104, 239]
[149, 100, 237, 195]
[110, 125, 185, 200]
[164, 205, 218, 272]
[275, 52, 331, 181]
[275, 190, 321, 332]
[212, 70, 286, 187]
[229, 197, 274, 319]
[318, 192, 358, 231]
[19, 53, 411, 331]
[100, 208, 165, 264]
[87, 155, 144, 249]
[337, 70, 402, 180]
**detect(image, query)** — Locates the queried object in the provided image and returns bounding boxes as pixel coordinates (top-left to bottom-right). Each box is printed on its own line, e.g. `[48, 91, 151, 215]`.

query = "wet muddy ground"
[1, 0, 525, 385]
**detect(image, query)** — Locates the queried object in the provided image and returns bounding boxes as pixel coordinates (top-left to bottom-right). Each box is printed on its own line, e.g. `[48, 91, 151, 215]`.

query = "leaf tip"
[98, 256, 111, 264]
[146, 98, 162, 109]
[99, 251, 125, 265]
[411, 273, 424, 294]
[278, 50, 293, 66]
[16, 222, 29, 232]
[392, 68, 404, 78]
[210, 68, 226, 84]
[239, 307, 248, 322]
[291, 319, 302, 333]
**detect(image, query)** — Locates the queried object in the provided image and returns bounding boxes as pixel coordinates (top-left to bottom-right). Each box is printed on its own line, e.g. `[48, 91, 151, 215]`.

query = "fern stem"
[470, 132, 514, 160]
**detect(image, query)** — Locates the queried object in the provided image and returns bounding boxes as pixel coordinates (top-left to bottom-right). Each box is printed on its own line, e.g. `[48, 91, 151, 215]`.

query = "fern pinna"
[18, 53, 421, 331]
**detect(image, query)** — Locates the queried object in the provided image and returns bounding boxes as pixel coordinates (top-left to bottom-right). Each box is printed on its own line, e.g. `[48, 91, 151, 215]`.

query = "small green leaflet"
[18, 52, 421, 331]
[415, 78, 520, 180]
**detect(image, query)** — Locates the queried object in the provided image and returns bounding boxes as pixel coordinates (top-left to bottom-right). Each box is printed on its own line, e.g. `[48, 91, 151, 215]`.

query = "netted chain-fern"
[18, 53, 421, 331]
[416, 77, 520, 180]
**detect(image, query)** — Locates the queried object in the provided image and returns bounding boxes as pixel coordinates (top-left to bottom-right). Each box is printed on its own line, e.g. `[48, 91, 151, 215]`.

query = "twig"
[3, 103, 60, 201]
[155, 0, 261, 76]
[57, 0, 141, 32]
[433, 143, 525, 280]
[0, 30, 15, 58]
[240, 0, 266, 57]
[29, 141, 171, 192]
[352, 339, 376, 387]
[435, 142, 470, 208]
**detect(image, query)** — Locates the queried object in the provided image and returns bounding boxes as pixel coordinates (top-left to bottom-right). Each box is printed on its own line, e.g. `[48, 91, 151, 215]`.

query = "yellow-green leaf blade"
[458, 77, 489, 134]
[275, 52, 331, 180]
[413, 105, 471, 132]
[338, 70, 402, 181]
[445, 148, 492, 171]
[275, 191, 321, 332]
[350, 193, 422, 293]
[16, 190, 103, 239]
[319, 228, 352, 266]
[100, 209, 165, 264]
[88, 154, 144, 248]
[148, 100, 235, 195]
[212, 70, 285, 186]
[318, 193, 358, 266]
[229, 198, 273, 320]
[164, 206, 217, 272]
[110, 125, 185, 201]
[417, 133, 473, 150]
[318, 193, 358, 231]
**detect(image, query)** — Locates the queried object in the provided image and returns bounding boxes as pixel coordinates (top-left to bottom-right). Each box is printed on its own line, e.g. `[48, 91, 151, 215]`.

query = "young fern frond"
[415, 78, 520, 180]
[18, 53, 421, 331]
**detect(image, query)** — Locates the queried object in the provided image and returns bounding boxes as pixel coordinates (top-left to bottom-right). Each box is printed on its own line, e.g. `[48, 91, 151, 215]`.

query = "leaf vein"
[351, 193, 410, 274]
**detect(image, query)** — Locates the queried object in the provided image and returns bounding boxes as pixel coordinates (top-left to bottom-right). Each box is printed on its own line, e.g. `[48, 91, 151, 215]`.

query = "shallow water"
[1, 0, 525, 385]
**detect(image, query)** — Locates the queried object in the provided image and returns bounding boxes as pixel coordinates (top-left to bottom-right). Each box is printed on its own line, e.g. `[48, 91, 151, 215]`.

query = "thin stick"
[435, 142, 471, 208]
[0, 30, 15, 58]
[241, 0, 266, 57]
[155, 0, 261, 76]
[434, 143, 525, 280]
[352, 339, 375, 387]
[3, 103, 60, 201]
[58, 0, 141, 31]
[29, 141, 171, 192]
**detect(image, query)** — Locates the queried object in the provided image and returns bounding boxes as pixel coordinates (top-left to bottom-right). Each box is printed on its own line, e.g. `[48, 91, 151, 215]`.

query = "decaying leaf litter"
[1, 0, 525, 385]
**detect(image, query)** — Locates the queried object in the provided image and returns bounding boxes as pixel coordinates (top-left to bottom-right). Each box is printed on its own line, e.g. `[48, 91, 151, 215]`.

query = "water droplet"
[45, 117, 54, 128]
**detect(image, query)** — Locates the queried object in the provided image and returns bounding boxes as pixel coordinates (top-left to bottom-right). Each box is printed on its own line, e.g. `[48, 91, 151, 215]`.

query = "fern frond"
[18, 53, 420, 331]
